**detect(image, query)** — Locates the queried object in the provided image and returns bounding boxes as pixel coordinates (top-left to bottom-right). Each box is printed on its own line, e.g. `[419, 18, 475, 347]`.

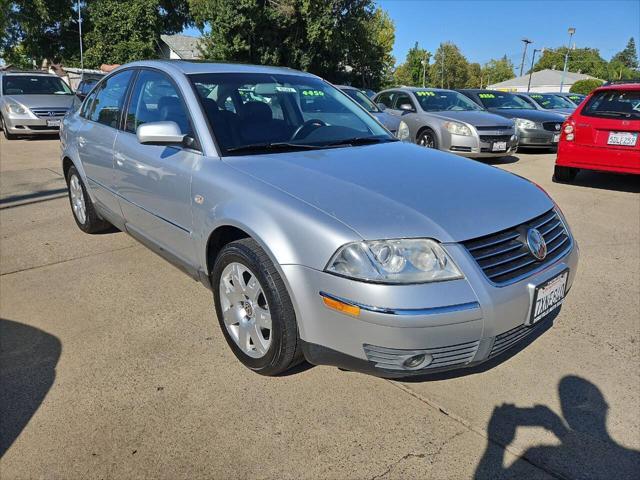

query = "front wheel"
[212, 238, 302, 375]
[417, 129, 438, 149]
[553, 165, 578, 183]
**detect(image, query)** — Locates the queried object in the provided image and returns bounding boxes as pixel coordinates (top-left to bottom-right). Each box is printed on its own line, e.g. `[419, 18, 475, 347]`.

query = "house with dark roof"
[160, 34, 202, 60]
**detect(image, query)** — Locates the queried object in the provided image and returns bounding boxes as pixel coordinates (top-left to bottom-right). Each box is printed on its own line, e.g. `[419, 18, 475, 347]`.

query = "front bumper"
[3, 113, 64, 136]
[518, 127, 560, 147]
[282, 241, 579, 377]
[440, 130, 518, 158]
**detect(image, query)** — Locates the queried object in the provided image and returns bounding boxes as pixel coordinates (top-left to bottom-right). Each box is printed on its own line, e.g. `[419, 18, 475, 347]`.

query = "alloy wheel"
[419, 131, 436, 148]
[219, 262, 272, 358]
[69, 174, 87, 224]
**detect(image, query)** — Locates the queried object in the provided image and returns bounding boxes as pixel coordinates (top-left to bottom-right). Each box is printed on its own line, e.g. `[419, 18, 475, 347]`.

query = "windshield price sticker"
[275, 86, 297, 93]
[479, 93, 495, 98]
[301, 90, 324, 97]
[531, 94, 543, 99]
[416, 91, 436, 97]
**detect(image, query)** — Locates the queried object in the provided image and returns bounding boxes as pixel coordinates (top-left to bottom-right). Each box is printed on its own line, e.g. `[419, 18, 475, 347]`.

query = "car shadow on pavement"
[474, 375, 640, 479]
[0, 318, 61, 458]
[561, 170, 640, 194]
[480, 154, 520, 166]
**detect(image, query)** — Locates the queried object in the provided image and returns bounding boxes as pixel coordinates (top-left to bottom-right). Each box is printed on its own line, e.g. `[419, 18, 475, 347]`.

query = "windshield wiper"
[326, 136, 398, 147]
[225, 142, 329, 154]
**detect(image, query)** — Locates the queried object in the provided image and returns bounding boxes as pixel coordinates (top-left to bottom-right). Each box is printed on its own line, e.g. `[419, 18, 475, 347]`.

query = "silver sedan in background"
[374, 87, 517, 158]
[337, 85, 401, 135]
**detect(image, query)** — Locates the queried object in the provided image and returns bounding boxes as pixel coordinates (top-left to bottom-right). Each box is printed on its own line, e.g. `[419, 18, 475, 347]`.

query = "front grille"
[450, 146, 472, 152]
[23, 125, 59, 130]
[542, 122, 562, 132]
[479, 134, 512, 143]
[489, 317, 549, 358]
[364, 340, 480, 372]
[462, 209, 571, 285]
[31, 108, 68, 118]
[475, 125, 513, 131]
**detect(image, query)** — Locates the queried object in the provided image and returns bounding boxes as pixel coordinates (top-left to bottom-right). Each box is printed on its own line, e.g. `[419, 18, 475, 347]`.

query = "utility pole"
[77, 0, 84, 80]
[527, 48, 544, 92]
[519, 38, 533, 77]
[421, 54, 427, 88]
[441, 51, 445, 88]
[559, 27, 576, 92]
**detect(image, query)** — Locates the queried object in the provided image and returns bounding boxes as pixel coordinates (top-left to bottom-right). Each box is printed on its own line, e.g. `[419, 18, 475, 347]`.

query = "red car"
[554, 82, 640, 182]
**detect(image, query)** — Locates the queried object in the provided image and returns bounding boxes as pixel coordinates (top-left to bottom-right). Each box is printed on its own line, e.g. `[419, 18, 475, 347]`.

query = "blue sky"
[184, 0, 639, 69]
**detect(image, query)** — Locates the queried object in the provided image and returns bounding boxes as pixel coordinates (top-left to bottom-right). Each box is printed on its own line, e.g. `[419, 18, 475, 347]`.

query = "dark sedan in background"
[458, 89, 566, 149]
[515, 92, 576, 117]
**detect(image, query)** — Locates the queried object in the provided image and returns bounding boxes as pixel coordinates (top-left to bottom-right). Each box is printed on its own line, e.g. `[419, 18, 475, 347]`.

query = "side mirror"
[376, 102, 386, 111]
[399, 103, 415, 113]
[136, 121, 185, 145]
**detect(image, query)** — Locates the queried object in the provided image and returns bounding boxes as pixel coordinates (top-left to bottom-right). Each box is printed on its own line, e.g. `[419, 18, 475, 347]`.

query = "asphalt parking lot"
[1, 136, 638, 479]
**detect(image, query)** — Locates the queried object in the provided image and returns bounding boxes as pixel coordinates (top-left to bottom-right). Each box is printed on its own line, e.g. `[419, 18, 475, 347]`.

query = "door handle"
[78, 137, 86, 147]
[114, 153, 125, 167]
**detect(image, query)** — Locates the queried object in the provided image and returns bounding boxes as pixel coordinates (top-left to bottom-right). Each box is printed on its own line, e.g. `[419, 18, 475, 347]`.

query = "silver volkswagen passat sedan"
[374, 87, 517, 158]
[1, 71, 75, 139]
[60, 61, 579, 377]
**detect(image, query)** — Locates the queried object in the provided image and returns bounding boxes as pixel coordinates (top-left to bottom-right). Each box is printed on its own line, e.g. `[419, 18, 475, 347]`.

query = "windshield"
[566, 94, 585, 104]
[528, 93, 575, 109]
[582, 90, 640, 119]
[342, 88, 379, 113]
[189, 72, 392, 155]
[2, 75, 72, 95]
[414, 90, 484, 112]
[476, 92, 535, 110]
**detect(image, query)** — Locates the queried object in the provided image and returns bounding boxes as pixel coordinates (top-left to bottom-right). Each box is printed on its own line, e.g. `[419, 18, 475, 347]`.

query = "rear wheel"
[212, 238, 302, 376]
[417, 129, 438, 149]
[1, 115, 17, 140]
[553, 166, 579, 183]
[66, 166, 112, 233]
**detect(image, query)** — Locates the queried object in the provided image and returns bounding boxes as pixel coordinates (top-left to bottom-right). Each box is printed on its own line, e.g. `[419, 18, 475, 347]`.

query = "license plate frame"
[528, 269, 569, 326]
[607, 131, 637, 146]
[492, 141, 507, 152]
[46, 119, 61, 127]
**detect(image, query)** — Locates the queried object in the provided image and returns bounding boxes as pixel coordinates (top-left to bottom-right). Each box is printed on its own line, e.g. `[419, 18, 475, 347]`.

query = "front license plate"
[46, 119, 61, 127]
[553, 133, 560, 143]
[492, 141, 507, 151]
[607, 131, 637, 146]
[528, 270, 569, 325]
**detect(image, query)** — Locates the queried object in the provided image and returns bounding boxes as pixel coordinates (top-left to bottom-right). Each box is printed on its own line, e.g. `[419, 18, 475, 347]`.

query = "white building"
[488, 69, 601, 93]
[159, 34, 202, 60]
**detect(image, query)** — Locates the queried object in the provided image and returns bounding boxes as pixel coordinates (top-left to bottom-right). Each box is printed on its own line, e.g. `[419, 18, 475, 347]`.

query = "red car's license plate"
[607, 131, 638, 146]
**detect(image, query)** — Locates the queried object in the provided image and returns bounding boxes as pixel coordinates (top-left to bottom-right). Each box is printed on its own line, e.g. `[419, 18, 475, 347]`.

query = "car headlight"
[396, 120, 410, 141]
[514, 118, 537, 129]
[6, 103, 26, 115]
[444, 121, 472, 136]
[326, 239, 463, 284]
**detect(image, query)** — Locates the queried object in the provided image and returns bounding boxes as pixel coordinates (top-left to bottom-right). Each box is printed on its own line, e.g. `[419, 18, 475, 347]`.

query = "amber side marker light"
[321, 295, 361, 317]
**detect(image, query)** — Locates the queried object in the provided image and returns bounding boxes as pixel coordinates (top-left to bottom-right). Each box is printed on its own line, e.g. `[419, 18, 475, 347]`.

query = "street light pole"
[519, 38, 533, 77]
[527, 48, 544, 92]
[559, 27, 576, 92]
[421, 55, 427, 88]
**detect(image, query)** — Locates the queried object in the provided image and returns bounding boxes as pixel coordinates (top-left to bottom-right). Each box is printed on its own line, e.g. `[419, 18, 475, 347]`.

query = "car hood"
[424, 110, 513, 127]
[225, 142, 553, 242]
[487, 108, 566, 122]
[4, 94, 75, 110]
[372, 111, 401, 131]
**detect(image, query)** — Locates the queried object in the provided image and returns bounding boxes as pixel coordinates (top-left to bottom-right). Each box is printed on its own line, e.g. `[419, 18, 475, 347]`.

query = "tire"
[417, 128, 438, 149]
[66, 166, 112, 233]
[1, 115, 17, 140]
[212, 238, 302, 376]
[553, 165, 578, 183]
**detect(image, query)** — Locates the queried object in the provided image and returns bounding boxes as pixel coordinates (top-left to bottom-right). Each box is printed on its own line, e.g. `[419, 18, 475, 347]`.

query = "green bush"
[570, 79, 605, 95]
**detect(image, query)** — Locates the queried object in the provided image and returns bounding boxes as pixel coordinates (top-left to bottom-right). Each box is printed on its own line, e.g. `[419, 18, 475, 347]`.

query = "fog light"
[566, 133, 574, 141]
[403, 353, 433, 370]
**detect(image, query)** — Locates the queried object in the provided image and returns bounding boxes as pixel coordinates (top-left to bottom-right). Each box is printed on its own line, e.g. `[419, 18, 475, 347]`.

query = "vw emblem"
[555, 124, 561, 131]
[526, 228, 547, 260]
[48, 111, 55, 117]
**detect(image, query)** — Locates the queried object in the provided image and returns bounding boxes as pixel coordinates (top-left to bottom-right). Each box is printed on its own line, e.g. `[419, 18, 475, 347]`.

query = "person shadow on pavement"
[475, 375, 640, 479]
[0, 318, 61, 458]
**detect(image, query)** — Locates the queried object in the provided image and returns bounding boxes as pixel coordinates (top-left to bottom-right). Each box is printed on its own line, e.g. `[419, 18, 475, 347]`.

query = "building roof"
[489, 69, 600, 88]
[160, 34, 202, 60]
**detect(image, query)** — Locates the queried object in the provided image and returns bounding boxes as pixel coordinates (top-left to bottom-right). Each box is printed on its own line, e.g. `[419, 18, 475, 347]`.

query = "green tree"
[84, 0, 191, 67]
[569, 78, 604, 95]
[533, 47, 607, 79]
[430, 42, 469, 89]
[393, 42, 430, 87]
[190, 0, 393, 89]
[611, 37, 638, 69]
[0, 0, 81, 67]
[481, 55, 515, 86]
[465, 62, 481, 88]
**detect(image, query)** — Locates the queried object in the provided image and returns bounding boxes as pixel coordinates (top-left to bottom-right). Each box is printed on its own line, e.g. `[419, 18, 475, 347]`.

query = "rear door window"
[85, 70, 134, 128]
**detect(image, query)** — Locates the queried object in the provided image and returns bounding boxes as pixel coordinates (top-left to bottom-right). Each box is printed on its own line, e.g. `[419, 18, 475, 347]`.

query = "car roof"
[0, 71, 59, 77]
[118, 60, 318, 79]
[336, 85, 358, 90]
[379, 86, 457, 94]
[595, 83, 640, 92]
